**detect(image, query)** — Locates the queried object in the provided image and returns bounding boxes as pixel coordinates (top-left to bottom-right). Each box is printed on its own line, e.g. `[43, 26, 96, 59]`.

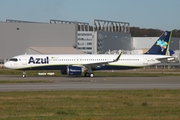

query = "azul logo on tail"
[145, 31, 172, 55]
[28, 57, 49, 64]
[156, 40, 168, 52]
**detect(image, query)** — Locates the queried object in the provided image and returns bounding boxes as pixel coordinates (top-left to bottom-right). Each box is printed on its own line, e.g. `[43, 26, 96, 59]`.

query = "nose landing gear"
[22, 70, 26, 78]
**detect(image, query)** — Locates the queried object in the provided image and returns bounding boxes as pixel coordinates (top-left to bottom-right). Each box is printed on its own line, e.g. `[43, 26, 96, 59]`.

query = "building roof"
[29, 47, 85, 54]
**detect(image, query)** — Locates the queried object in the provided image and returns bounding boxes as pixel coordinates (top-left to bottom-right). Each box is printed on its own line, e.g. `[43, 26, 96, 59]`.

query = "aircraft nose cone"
[4, 62, 10, 69]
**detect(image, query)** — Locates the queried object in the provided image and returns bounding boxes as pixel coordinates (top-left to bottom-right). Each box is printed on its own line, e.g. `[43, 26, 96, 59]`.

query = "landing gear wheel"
[84, 72, 94, 77]
[84, 72, 89, 77]
[90, 73, 94, 78]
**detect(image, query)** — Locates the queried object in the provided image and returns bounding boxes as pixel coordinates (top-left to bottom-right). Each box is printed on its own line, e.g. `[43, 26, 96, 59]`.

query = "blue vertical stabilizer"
[144, 31, 172, 55]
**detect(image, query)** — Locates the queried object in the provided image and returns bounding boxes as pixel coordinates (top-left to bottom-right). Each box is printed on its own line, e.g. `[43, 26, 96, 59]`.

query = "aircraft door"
[143, 57, 148, 65]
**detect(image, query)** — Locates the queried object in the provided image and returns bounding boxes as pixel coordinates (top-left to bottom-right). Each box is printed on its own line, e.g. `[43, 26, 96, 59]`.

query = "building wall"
[96, 31, 131, 54]
[170, 38, 180, 50]
[132, 37, 158, 49]
[0, 22, 76, 59]
[132, 37, 180, 50]
[77, 31, 93, 54]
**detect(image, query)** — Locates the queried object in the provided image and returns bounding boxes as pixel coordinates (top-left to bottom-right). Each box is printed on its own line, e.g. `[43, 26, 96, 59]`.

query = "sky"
[0, 0, 179, 30]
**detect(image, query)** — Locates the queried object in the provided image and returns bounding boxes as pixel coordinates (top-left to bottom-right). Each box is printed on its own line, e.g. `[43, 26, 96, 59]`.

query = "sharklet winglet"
[114, 52, 123, 62]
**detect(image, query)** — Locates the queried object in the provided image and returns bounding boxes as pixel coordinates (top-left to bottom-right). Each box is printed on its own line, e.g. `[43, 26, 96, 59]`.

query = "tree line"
[130, 27, 180, 37]
[86, 26, 180, 37]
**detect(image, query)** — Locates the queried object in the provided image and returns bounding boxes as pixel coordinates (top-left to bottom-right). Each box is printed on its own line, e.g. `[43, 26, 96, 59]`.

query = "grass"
[0, 69, 180, 119]
[0, 69, 180, 77]
[95, 71, 180, 77]
[0, 90, 180, 120]
[0, 70, 62, 76]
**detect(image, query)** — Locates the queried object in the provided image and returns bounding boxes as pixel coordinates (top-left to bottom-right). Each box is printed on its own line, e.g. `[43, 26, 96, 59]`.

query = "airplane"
[4, 31, 173, 77]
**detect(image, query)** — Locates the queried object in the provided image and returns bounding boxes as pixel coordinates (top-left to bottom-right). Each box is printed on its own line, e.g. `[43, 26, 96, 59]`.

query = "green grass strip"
[0, 90, 180, 119]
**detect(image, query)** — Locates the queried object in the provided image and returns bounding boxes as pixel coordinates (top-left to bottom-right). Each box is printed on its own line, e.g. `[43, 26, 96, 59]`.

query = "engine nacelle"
[68, 66, 82, 75]
[61, 66, 82, 75]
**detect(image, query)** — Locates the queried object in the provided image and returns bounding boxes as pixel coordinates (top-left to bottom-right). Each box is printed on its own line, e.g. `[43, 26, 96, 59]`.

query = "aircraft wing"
[82, 52, 122, 68]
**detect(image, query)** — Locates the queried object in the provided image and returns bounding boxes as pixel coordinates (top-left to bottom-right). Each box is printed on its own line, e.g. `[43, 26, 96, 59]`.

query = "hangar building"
[132, 37, 180, 51]
[51, 19, 131, 54]
[0, 19, 131, 64]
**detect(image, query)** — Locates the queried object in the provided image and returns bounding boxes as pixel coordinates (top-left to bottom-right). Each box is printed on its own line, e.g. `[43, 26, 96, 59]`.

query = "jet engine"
[61, 66, 82, 75]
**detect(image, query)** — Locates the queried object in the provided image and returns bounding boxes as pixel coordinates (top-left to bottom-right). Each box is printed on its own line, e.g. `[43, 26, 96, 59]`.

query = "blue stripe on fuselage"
[19, 65, 141, 71]
[19, 65, 67, 70]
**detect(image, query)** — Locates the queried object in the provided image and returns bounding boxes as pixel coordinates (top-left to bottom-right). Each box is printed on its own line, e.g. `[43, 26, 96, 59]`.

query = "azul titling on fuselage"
[28, 57, 49, 64]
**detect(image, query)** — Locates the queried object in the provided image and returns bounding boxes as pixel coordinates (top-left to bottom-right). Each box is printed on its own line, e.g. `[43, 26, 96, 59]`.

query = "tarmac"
[0, 75, 180, 91]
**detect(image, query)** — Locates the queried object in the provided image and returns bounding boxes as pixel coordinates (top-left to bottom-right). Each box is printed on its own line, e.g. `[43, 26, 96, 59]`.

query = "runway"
[0, 75, 180, 91]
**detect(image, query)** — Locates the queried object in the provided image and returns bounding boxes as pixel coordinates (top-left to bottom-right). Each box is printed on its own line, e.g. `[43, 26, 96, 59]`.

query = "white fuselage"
[4, 54, 170, 70]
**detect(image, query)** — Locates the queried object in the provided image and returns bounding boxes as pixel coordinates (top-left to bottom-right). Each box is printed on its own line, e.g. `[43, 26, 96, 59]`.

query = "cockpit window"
[9, 58, 18, 62]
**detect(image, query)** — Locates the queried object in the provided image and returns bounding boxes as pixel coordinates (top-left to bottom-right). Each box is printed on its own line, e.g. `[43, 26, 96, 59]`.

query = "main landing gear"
[22, 70, 26, 78]
[84, 67, 94, 77]
[84, 72, 94, 77]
